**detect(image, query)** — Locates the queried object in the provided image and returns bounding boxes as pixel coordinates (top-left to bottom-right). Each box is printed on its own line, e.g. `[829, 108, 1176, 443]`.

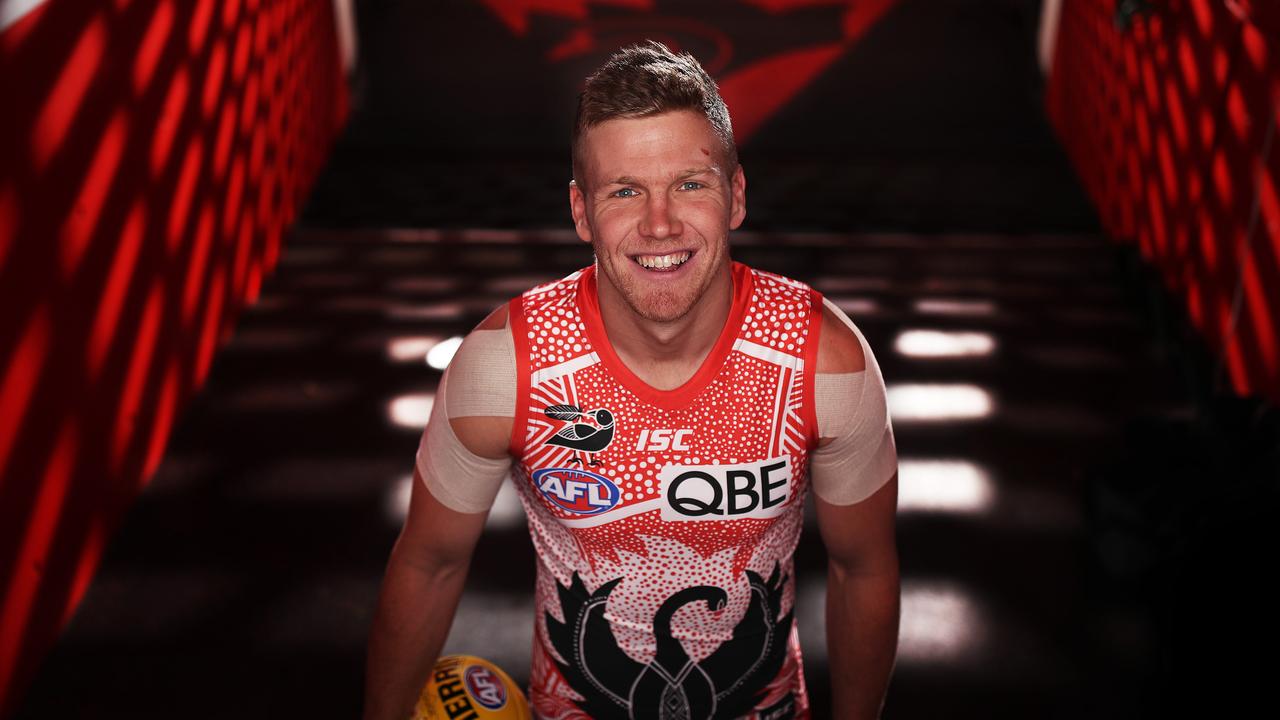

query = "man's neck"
[595, 264, 734, 391]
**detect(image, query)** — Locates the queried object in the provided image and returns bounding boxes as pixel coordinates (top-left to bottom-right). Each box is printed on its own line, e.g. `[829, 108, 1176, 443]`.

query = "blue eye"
[679, 181, 704, 190]
[613, 188, 638, 198]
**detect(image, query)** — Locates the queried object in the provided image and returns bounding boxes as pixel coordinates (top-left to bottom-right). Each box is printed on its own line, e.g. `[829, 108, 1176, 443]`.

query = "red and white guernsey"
[507, 261, 823, 720]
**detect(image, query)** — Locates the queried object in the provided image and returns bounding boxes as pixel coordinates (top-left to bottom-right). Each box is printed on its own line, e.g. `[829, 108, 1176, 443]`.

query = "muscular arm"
[817, 475, 899, 720]
[811, 299, 900, 719]
[362, 308, 515, 720]
[363, 470, 490, 720]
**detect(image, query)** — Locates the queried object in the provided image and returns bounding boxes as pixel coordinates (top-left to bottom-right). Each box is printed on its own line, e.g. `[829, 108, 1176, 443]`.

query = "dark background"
[9, 1, 1278, 719]
[305, 0, 1095, 233]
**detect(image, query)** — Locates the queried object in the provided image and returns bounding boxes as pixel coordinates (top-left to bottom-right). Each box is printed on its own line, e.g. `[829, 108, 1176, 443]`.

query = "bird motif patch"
[544, 564, 794, 720]
[543, 404, 616, 466]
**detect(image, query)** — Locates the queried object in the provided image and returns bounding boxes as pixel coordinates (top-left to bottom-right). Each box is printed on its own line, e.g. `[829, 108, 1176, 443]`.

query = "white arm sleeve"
[809, 298, 898, 505]
[414, 329, 516, 514]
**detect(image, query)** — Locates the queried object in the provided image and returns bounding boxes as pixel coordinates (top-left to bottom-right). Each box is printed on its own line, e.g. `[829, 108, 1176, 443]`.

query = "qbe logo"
[657, 456, 793, 521]
[463, 665, 507, 710]
[533, 467, 621, 515]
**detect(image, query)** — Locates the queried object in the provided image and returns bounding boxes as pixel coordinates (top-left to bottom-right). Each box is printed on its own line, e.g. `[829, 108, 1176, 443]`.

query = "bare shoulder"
[816, 299, 867, 374]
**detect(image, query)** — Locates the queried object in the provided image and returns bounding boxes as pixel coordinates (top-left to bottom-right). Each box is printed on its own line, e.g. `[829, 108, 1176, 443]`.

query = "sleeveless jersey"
[507, 261, 824, 720]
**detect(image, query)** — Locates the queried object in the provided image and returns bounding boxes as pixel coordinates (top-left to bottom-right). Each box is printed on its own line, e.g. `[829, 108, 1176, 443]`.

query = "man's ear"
[569, 180, 592, 244]
[729, 164, 747, 230]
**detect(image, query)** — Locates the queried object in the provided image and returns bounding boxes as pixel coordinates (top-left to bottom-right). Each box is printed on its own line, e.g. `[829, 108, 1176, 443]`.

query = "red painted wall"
[1047, 0, 1279, 405]
[0, 0, 347, 714]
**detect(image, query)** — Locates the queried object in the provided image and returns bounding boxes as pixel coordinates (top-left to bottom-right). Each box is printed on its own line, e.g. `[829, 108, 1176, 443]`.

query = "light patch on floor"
[913, 298, 998, 316]
[826, 296, 880, 317]
[795, 577, 985, 666]
[426, 336, 464, 369]
[898, 458, 995, 514]
[887, 383, 995, 422]
[385, 301, 466, 321]
[389, 393, 434, 429]
[898, 580, 986, 663]
[895, 329, 996, 358]
[386, 335, 443, 363]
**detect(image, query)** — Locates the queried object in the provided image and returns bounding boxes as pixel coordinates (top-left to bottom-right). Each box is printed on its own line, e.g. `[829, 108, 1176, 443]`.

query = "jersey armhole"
[801, 287, 824, 450]
[507, 296, 530, 458]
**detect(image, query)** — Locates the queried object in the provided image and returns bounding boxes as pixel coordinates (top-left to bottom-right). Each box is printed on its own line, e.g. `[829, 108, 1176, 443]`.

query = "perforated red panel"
[1047, 0, 1278, 404]
[0, 1, 347, 714]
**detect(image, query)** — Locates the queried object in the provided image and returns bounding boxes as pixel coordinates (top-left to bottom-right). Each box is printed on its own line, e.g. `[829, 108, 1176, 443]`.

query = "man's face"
[570, 110, 746, 324]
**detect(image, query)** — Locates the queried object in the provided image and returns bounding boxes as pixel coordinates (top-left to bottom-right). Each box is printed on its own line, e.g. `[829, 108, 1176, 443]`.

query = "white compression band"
[416, 365, 513, 514]
[444, 328, 516, 419]
[810, 298, 898, 505]
[816, 371, 866, 438]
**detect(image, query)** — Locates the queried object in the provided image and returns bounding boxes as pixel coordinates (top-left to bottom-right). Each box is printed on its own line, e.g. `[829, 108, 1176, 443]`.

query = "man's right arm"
[363, 308, 516, 720]
[362, 466, 491, 720]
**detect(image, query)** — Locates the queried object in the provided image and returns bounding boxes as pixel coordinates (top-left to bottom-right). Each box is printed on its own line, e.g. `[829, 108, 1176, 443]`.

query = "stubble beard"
[594, 243, 718, 324]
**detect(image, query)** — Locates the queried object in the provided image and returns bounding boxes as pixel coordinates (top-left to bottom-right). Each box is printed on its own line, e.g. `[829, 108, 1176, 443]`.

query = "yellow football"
[413, 655, 531, 720]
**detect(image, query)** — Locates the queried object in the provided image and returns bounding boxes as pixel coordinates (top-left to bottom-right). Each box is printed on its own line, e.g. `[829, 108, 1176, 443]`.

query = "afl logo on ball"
[464, 665, 507, 710]
[533, 468, 621, 515]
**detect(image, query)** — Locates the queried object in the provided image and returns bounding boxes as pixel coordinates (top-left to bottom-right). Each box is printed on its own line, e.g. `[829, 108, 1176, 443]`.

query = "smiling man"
[364, 42, 900, 720]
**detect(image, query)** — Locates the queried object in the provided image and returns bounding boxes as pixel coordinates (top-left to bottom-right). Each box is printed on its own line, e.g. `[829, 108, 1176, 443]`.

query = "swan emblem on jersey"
[544, 565, 794, 720]
[543, 405, 615, 466]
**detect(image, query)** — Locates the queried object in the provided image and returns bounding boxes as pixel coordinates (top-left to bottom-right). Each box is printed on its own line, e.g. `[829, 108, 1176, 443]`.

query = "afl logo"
[463, 665, 507, 710]
[533, 467, 621, 515]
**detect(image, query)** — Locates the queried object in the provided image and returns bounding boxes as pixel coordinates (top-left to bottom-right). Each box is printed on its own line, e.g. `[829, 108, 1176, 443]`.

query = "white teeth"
[636, 252, 690, 269]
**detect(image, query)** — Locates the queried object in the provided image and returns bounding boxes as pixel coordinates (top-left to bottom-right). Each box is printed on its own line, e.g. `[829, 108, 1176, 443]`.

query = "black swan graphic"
[543, 405, 615, 465]
[544, 566, 794, 720]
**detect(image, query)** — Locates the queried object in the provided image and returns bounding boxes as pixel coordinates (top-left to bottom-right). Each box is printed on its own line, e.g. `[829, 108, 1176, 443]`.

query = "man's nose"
[639, 195, 682, 239]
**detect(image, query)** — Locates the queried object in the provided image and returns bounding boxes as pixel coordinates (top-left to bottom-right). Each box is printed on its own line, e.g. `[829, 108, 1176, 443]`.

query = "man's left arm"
[815, 471, 899, 720]
[809, 296, 900, 719]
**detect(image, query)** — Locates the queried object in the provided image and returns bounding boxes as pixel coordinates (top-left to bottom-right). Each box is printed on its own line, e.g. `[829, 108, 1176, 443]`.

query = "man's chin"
[625, 293, 696, 324]
[634, 308, 692, 324]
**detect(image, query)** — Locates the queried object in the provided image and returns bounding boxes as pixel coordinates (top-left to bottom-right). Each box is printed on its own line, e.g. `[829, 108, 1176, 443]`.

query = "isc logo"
[635, 428, 693, 451]
[657, 457, 793, 521]
[533, 468, 621, 515]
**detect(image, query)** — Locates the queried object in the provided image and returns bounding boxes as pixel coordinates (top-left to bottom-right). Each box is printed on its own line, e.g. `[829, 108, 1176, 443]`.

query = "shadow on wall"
[0, 0, 348, 715]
